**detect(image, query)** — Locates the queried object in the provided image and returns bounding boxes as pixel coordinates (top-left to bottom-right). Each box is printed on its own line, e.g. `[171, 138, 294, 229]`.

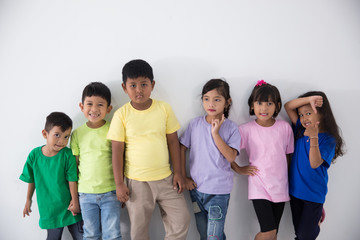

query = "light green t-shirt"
[70, 121, 116, 193]
[19, 147, 82, 229]
[107, 99, 180, 181]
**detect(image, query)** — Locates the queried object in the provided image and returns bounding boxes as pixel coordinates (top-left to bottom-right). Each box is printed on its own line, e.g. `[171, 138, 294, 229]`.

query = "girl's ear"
[226, 98, 232, 107]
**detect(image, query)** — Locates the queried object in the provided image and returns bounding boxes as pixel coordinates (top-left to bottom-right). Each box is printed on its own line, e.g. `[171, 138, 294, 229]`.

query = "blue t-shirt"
[179, 116, 241, 195]
[289, 119, 336, 203]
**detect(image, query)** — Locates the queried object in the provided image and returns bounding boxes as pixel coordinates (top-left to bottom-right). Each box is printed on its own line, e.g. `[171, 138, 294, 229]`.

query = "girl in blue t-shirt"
[285, 91, 344, 240]
[179, 79, 241, 240]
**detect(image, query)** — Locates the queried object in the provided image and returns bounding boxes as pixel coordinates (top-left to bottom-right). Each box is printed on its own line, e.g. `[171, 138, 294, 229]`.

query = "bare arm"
[68, 181, 80, 215]
[305, 122, 324, 168]
[23, 183, 35, 217]
[180, 144, 197, 190]
[211, 115, 238, 163]
[112, 140, 129, 202]
[166, 132, 185, 193]
[284, 96, 323, 125]
[231, 162, 258, 176]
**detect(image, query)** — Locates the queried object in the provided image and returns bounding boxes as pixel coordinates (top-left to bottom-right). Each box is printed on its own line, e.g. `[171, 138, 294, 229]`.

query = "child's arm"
[231, 162, 258, 176]
[68, 181, 80, 216]
[180, 144, 197, 190]
[284, 96, 324, 125]
[167, 132, 185, 193]
[23, 183, 35, 217]
[112, 140, 129, 202]
[304, 122, 324, 168]
[211, 115, 237, 163]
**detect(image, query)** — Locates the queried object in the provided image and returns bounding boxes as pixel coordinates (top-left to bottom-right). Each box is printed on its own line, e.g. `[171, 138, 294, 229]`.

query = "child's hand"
[184, 177, 197, 191]
[23, 200, 32, 218]
[173, 172, 185, 194]
[211, 114, 225, 135]
[237, 165, 259, 176]
[116, 183, 129, 203]
[304, 121, 320, 139]
[309, 96, 323, 114]
[68, 200, 81, 216]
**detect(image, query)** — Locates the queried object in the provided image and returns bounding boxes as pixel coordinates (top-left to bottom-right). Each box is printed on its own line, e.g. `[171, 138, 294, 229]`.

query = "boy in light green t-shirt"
[20, 112, 83, 240]
[70, 82, 122, 239]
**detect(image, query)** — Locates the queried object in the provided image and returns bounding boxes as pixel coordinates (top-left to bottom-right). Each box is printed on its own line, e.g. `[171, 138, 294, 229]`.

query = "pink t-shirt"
[239, 119, 294, 202]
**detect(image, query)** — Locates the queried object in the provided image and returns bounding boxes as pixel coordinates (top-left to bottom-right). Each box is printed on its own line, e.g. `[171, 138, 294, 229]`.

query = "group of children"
[20, 59, 344, 240]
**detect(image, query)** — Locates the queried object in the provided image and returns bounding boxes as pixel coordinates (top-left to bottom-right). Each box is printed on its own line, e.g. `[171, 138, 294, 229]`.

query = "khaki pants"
[126, 174, 190, 240]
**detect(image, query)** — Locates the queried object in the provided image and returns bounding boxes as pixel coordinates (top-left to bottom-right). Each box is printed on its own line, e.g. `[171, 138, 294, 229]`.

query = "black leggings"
[252, 199, 285, 232]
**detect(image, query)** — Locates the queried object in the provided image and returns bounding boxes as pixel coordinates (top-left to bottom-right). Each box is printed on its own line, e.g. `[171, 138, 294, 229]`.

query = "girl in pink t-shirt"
[232, 80, 294, 240]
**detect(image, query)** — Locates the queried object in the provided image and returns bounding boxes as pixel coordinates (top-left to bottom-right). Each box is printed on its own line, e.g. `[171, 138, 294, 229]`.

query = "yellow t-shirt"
[107, 99, 180, 181]
[70, 121, 116, 193]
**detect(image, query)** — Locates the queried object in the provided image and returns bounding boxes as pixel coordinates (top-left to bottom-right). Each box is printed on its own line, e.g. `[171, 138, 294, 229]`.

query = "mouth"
[89, 113, 100, 118]
[208, 109, 216, 112]
[303, 121, 311, 127]
[260, 113, 268, 117]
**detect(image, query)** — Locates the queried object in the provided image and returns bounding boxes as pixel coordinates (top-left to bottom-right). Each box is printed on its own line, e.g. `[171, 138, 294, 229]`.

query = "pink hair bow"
[256, 80, 267, 87]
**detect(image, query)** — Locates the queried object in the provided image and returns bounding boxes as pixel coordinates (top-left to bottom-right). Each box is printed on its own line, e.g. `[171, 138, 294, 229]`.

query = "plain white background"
[1, 0, 359, 239]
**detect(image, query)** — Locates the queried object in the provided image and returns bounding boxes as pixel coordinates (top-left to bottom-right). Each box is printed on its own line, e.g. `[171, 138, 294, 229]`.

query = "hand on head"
[309, 96, 323, 114]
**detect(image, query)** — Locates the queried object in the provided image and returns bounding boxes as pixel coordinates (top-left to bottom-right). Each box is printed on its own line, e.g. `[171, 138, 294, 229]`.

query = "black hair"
[82, 82, 111, 106]
[248, 82, 282, 118]
[297, 91, 345, 161]
[202, 79, 232, 118]
[44, 112, 72, 132]
[122, 59, 154, 84]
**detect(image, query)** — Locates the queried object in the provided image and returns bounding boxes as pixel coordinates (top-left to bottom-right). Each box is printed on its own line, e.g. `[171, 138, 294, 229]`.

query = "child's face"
[42, 126, 71, 156]
[122, 77, 155, 110]
[80, 96, 112, 128]
[252, 100, 276, 126]
[202, 89, 229, 119]
[298, 104, 322, 129]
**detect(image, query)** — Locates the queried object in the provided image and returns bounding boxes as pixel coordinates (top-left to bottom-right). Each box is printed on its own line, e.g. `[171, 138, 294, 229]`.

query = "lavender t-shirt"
[180, 116, 241, 194]
[239, 120, 294, 202]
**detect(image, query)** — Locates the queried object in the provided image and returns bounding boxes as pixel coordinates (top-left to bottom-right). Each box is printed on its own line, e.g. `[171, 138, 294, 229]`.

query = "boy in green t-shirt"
[20, 112, 83, 240]
[70, 82, 122, 239]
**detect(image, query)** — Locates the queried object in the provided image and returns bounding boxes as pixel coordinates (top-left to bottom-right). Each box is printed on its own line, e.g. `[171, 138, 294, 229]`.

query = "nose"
[135, 85, 142, 93]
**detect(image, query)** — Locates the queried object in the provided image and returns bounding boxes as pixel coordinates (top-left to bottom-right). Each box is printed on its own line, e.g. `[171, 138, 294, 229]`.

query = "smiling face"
[80, 96, 112, 128]
[42, 126, 71, 156]
[252, 100, 276, 127]
[122, 77, 155, 110]
[298, 104, 322, 129]
[202, 88, 230, 121]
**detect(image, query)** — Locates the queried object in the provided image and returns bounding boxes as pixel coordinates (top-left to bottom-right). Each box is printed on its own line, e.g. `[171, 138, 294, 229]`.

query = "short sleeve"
[226, 122, 241, 154]
[19, 151, 35, 183]
[179, 121, 193, 148]
[70, 130, 80, 156]
[285, 123, 295, 154]
[164, 102, 180, 134]
[107, 108, 126, 142]
[65, 150, 78, 182]
[319, 135, 336, 168]
[238, 125, 247, 150]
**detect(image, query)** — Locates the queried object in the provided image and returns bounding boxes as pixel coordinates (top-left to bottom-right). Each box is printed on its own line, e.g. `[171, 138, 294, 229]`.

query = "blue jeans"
[47, 221, 83, 240]
[190, 189, 230, 240]
[79, 191, 122, 240]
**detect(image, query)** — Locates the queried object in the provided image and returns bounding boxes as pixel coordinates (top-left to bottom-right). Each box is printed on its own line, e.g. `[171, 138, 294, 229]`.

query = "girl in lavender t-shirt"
[232, 80, 294, 240]
[179, 79, 241, 240]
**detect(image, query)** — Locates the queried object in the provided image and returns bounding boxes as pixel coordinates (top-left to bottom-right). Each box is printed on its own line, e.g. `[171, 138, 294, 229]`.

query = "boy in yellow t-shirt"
[107, 59, 190, 240]
[70, 82, 122, 239]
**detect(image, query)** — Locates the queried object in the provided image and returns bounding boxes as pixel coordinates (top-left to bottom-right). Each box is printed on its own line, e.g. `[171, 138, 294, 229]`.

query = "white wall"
[1, 0, 359, 239]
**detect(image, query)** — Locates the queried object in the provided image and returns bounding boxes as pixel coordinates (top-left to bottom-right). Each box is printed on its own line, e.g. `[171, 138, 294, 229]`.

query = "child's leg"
[189, 189, 209, 240]
[99, 191, 122, 240]
[67, 221, 84, 240]
[46, 227, 64, 240]
[290, 196, 322, 240]
[252, 199, 285, 240]
[152, 174, 190, 240]
[126, 177, 156, 240]
[79, 193, 101, 239]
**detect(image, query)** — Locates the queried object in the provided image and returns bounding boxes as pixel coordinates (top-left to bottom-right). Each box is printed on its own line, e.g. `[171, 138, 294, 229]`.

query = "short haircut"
[82, 82, 111, 106]
[122, 59, 154, 84]
[248, 83, 282, 118]
[44, 112, 72, 132]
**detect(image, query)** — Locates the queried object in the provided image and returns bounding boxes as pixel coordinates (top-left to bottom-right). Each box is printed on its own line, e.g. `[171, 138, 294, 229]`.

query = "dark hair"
[248, 82, 282, 118]
[122, 59, 154, 84]
[82, 82, 111, 106]
[44, 112, 72, 132]
[297, 91, 344, 161]
[202, 79, 232, 118]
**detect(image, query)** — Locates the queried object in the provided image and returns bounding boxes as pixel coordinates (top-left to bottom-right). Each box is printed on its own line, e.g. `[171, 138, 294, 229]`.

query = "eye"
[98, 103, 104, 107]
[267, 102, 273, 106]
[87, 103, 93, 106]
[130, 84, 136, 88]
[215, 98, 221, 102]
[141, 83, 148, 87]
[257, 101, 262, 105]
[203, 97, 209, 101]
[55, 133, 60, 137]
[299, 114, 303, 117]
[64, 136, 69, 139]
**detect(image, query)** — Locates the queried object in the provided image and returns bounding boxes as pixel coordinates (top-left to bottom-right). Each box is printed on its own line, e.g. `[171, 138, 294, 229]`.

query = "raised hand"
[309, 96, 323, 114]
[211, 114, 225, 135]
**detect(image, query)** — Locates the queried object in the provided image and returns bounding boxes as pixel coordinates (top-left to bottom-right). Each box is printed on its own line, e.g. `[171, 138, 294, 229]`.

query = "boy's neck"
[41, 145, 59, 157]
[130, 98, 153, 111]
[86, 119, 106, 129]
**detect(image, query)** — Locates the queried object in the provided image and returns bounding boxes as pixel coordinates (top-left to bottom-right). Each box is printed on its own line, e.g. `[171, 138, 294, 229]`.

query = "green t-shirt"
[70, 121, 116, 193]
[19, 146, 82, 229]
